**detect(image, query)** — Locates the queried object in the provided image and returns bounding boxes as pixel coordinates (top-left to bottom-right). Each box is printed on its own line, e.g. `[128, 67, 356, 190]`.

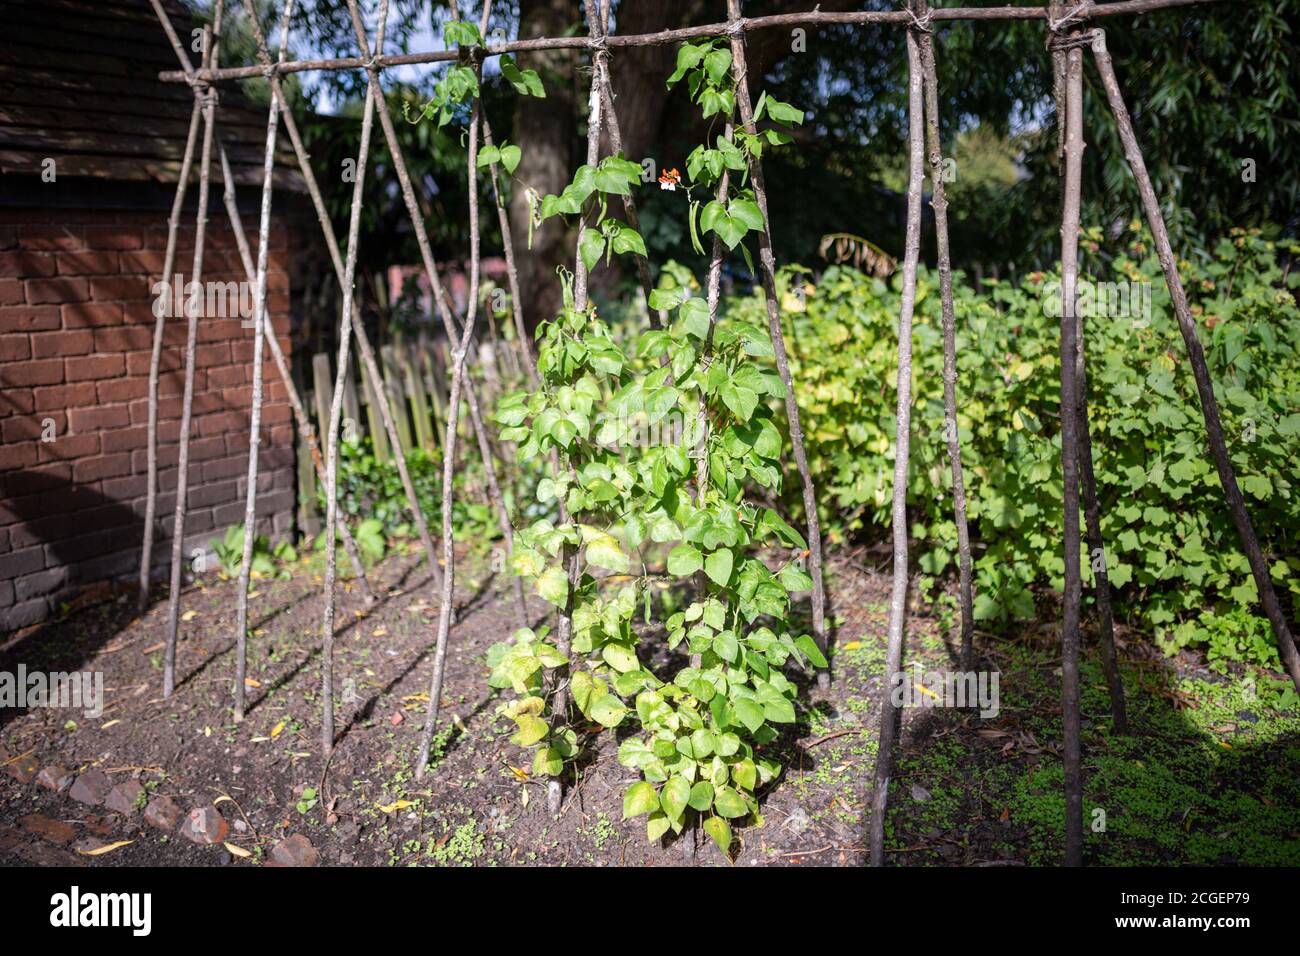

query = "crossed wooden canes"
[138, 0, 1293, 865]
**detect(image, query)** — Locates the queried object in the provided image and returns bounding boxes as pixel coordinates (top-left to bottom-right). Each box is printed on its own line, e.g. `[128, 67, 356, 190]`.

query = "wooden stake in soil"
[583, 0, 663, 330]
[346, 0, 526, 628]
[150, 0, 375, 616]
[539, 0, 615, 814]
[480, 113, 539, 382]
[227, 2, 376, 604]
[867, 7, 925, 867]
[241, 0, 444, 602]
[1045, 15, 1127, 735]
[137, 95, 201, 615]
[694, 136, 733, 503]
[163, 5, 224, 699]
[214, 142, 376, 603]
[320, 1, 388, 757]
[1051, 11, 1087, 868]
[416, 1, 494, 779]
[1075, 344, 1128, 732]
[233, 0, 295, 723]
[1089, 28, 1300, 694]
[690, 119, 734, 670]
[726, 0, 829, 687]
[914, 6, 976, 671]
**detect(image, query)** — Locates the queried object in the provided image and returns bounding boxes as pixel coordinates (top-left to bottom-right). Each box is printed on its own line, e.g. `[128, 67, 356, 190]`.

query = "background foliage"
[727, 228, 1300, 670]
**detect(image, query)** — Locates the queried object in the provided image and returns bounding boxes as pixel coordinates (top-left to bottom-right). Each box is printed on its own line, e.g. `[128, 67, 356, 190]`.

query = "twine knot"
[906, 8, 933, 34]
[1047, 27, 1099, 52]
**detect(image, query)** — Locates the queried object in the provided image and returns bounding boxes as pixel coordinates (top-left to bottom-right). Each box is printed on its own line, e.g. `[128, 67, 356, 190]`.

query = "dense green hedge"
[733, 227, 1299, 656]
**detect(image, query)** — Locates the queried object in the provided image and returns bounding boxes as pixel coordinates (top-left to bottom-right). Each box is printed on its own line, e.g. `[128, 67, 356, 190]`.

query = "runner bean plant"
[486, 38, 822, 855]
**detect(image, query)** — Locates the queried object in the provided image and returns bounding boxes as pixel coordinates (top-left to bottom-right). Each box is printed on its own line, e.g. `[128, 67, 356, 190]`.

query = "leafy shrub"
[733, 227, 1299, 661]
[210, 525, 297, 580]
[330, 438, 442, 535]
[1158, 605, 1281, 674]
[320, 437, 499, 552]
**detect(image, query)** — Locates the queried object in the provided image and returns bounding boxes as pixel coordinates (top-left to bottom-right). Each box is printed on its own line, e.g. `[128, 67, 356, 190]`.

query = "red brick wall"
[0, 206, 299, 631]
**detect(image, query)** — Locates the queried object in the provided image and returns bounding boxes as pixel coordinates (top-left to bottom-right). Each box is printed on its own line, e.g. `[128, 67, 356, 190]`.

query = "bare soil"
[2, 543, 1295, 867]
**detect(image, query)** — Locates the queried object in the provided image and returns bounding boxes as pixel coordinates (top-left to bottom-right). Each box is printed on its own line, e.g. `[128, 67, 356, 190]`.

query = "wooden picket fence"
[295, 329, 525, 534]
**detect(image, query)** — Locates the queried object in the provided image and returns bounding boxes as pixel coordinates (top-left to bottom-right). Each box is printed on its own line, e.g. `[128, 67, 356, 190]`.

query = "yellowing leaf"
[508, 765, 530, 781]
[100, 720, 121, 730]
[842, 641, 862, 650]
[377, 799, 415, 813]
[372, 626, 389, 638]
[78, 840, 133, 856]
[270, 720, 286, 738]
[223, 842, 252, 858]
[181, 610, 198, 622]
[244, 677, 262, 688]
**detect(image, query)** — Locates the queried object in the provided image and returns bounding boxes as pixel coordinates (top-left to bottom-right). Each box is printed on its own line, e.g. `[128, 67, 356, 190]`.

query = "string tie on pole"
[197, 83, 219, 110]
[1046, 2, 1096, 50]
[906, 8, 933, 34]
[1047, 28, 1099, 51]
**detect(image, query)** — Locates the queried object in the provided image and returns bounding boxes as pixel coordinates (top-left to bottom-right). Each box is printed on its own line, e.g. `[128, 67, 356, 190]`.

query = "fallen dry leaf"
[78, 840, 133, 856]
[224, 842, 252, 858]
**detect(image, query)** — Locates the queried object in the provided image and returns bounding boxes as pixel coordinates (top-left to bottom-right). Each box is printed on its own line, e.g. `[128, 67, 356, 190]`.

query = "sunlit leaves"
[667, 543, 704, 576]
[499, 55, 545, 98]
[623, 781, 658, 818]
[703, 815, 732, 854]
[476, 141, 521, 176]
[536, 565, 569, 607]
[443, 20, 480, 48]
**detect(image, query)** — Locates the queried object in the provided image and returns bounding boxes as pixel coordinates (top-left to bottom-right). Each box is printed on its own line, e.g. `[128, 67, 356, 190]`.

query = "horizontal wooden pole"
[159, 0, 1229, 84]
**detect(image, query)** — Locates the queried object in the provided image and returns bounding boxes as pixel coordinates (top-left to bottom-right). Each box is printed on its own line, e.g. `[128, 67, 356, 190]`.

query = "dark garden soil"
[2, 542, 1297, 867]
